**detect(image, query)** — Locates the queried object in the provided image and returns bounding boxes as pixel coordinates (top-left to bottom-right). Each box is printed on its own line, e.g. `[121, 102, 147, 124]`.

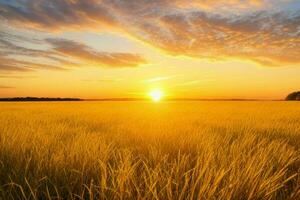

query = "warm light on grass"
[149, 89, 163, 102]
[0, 102, 299, 199]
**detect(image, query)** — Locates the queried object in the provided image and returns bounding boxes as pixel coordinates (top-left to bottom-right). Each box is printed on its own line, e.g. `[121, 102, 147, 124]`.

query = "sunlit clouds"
[1, 0, 299, 66]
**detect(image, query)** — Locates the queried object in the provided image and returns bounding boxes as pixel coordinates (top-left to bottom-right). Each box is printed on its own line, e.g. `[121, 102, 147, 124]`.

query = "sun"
[149, 89, 164, 102]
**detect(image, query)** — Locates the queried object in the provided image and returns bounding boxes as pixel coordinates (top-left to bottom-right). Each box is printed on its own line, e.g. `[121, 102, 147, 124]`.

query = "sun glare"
[149, 89, 163, 102]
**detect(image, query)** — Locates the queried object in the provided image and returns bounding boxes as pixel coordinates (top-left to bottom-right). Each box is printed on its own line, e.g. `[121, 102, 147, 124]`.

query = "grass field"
[0, 101, 299, 199]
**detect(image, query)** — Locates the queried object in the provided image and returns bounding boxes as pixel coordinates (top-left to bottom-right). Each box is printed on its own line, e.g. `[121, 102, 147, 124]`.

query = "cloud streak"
[0, 85, 14, 89]
[0, 0, 300, 66]
[0, 75, 36, 79]
[46, 38, 147, 68]
[144, 76, 175, 83]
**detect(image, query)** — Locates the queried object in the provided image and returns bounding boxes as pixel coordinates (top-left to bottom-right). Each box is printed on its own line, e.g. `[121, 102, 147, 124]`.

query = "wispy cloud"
[46, 38, 147, 68]
[176, 79, 216, 87]
[0, 85, 14, 89]
[0, 54, 67, 72]
[0, 75, 36, 79]
[97, 78, 123, 82]
[144, 76, 176, 83]
[82, 78, 123, 82]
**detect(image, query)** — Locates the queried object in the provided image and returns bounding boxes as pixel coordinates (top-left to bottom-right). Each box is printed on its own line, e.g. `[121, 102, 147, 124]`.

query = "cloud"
[46, 38, 147, 68]
[0, 75, 36, 79]
[176, 79, 216, 87]
[0, 0, 117, 31]
[173, 0, 267, 11]
[0, 85, 14, 89]
[0, 53, 67, 72]
[82, 78, 123, 82]
[144, 76, 176, 83]
[0, 0, 300, 66]
[0, 34, 72, 72]
[0, 31, 146, 72]
[131, 9, 300, 66]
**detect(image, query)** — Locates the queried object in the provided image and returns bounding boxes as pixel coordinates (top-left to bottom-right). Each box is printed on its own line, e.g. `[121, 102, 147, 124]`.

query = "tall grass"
[0, 101, 299, 199]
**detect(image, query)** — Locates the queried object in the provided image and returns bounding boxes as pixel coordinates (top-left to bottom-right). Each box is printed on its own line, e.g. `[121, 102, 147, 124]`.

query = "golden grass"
[0, 101, 299, 199]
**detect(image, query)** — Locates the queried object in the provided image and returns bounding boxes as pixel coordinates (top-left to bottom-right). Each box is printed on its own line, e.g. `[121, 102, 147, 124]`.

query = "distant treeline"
[0, 97, 81, 101]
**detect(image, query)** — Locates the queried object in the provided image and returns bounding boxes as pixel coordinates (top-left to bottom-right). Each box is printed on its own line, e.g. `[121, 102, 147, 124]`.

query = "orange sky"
[0, 0, 300, 99]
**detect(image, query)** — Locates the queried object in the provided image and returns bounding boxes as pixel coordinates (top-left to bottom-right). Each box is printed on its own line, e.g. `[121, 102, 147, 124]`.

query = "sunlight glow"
[149, 89, 163, 102]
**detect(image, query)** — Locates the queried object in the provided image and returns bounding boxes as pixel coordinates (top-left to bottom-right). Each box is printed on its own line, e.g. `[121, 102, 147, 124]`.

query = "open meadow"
[0, 101, 299, 200]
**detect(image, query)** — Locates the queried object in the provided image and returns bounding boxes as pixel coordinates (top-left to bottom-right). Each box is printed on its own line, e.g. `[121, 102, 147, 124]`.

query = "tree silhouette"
[285, 91, 300, 101]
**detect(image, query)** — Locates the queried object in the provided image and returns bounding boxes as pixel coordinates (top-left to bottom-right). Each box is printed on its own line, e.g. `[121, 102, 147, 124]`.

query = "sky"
[0, 0, 300, 99]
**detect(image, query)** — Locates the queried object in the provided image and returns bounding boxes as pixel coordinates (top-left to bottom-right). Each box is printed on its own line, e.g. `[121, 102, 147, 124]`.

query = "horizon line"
[0, 97, 285, 102]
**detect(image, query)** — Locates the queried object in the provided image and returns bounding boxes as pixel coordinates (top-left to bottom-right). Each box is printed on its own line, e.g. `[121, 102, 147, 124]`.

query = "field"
[0, 101, 299, 199]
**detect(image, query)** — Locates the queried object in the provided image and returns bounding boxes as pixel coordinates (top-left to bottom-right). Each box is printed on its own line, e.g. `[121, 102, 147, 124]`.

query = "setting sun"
[149, 89, 164, 102]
